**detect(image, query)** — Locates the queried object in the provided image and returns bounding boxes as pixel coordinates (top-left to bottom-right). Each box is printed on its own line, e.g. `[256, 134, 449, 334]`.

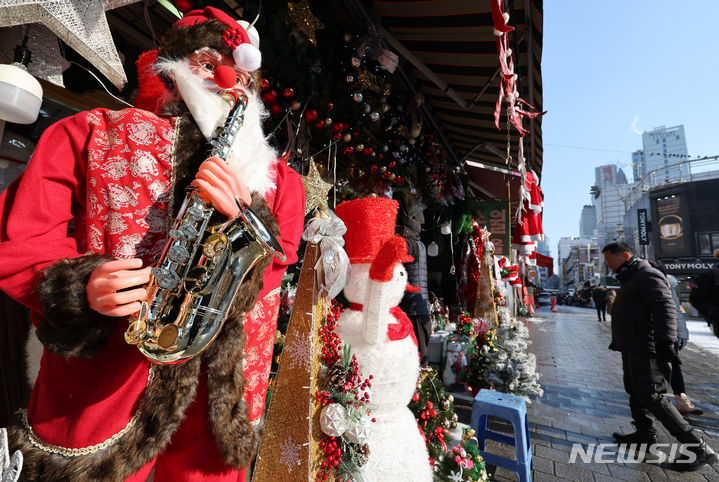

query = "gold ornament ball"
[343, 133, 352, 143]
[356, 144, 364, 151]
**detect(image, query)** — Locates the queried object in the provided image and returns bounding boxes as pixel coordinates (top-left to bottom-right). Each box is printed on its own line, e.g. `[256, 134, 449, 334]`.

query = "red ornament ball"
[282, 88, 295, 99]
[259, 78, 270, 91]
[314, 120, 326, 131]
[175, 0, 195, 13]
[261, 90, 278, 105]
[270, 104, 283, 115]
[362, 147, 373, 156]
[304, 109, 319, 123]
[332, 122, 344, 134]
[327, 102, 334, 111]
[344, 146, 355, 156]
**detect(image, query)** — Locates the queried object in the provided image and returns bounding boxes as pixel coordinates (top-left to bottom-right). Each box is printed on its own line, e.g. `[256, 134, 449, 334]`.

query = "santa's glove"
[655, 341, 679, 364]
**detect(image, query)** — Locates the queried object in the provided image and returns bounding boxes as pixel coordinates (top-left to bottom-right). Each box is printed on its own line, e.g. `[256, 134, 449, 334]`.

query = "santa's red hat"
[335, 197, 413, 275]
[159, 6, 261, 73]
[173, 7, 261, 72]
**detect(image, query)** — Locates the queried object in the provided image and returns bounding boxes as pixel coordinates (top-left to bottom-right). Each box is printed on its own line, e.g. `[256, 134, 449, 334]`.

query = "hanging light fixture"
[440, 220, 452, 235]
[0, 34, 43, 124]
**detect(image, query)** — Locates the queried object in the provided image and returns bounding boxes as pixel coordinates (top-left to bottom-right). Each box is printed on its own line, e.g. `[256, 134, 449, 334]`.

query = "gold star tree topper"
[301, 158, 332, 216]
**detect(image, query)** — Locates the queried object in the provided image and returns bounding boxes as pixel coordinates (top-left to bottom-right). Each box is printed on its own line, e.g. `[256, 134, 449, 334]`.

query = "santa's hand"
[86, 258, 152, 317]
[191, 156, 251, 217]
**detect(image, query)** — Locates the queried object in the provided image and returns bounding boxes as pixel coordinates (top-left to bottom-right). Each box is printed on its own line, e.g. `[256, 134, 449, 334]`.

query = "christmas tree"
[483, 307, 543, 402]
[408, 369, 489, 481]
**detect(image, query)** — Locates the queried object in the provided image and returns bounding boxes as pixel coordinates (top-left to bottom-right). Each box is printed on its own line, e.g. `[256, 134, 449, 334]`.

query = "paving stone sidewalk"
[455, 305, 719, 481]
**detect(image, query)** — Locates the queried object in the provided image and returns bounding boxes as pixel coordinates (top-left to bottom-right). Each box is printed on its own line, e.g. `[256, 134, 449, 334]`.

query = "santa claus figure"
[0, 7, 304, 481]
[334, 197, 432, 482]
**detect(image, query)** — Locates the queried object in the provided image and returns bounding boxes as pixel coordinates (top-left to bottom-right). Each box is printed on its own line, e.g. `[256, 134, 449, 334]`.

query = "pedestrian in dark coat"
[603, 242, 717, 472]
[592, 285, 608, 321]
[689, 248, 719, 339]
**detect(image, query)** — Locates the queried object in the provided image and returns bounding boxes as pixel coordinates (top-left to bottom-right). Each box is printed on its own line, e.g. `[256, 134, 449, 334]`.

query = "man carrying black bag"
[603, 242, 717, 472]
[689, 248, 719, 339]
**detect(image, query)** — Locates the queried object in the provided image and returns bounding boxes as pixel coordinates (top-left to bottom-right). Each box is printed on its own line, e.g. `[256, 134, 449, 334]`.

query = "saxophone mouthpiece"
[219, 89, 246, 107]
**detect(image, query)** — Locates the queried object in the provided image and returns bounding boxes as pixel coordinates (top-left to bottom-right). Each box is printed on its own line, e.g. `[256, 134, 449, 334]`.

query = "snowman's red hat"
[335, 197, 413, 267]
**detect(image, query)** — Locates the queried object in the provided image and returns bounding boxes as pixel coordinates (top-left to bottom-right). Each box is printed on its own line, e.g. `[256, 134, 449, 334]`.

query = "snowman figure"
[335, 197, 432, 482]
[443, 339, 467, 388]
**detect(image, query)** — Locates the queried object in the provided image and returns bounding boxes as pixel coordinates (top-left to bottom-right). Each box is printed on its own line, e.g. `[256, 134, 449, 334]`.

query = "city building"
[557, 237, 598, 291]
[631, 125, 689, 183]
[591, 164, 631, 251]
[579, 205, 596, 239]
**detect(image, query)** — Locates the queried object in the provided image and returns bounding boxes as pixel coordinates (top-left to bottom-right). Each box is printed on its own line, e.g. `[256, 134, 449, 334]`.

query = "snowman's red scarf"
[346, 303, 418, 347]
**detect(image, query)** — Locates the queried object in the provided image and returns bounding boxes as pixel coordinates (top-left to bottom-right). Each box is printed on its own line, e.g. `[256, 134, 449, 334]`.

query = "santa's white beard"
[155, 58, 277, 196]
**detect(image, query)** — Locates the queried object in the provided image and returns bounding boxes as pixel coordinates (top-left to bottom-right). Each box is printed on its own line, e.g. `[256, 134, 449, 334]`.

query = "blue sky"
[540, 1, 719, 258]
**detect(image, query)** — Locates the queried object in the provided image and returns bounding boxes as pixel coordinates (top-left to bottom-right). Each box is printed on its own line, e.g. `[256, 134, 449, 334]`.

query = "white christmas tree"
[483, 307, 543, 402]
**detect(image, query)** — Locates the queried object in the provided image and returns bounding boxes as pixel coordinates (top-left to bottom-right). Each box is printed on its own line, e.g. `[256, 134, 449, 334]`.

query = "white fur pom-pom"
[493, 28, 504, 36]
[503, 12, 510, 24]
[233, 43, 262, 72]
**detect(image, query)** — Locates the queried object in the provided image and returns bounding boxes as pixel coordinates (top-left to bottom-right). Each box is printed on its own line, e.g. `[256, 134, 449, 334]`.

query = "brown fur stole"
[203, 191, 279, 470]
[9, 359, 201, 481]
[35, 253, 116, 359]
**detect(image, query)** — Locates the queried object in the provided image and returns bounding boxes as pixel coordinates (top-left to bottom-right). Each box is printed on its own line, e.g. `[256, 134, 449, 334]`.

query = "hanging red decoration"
[304, 109, 319, 123]
[259, 78, 270, 91]
[270, 103, 283, 115]
[282, 88, 295, 99]
[174, 0, 195, 13]
[261, 89, 278, 105]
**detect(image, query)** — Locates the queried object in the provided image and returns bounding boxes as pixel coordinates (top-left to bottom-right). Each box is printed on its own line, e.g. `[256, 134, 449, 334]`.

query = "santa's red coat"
[0, 108, 304, 451]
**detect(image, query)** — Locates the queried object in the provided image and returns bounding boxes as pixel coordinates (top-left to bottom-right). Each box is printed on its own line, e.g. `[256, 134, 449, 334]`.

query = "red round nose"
[213, 65, 237, 89]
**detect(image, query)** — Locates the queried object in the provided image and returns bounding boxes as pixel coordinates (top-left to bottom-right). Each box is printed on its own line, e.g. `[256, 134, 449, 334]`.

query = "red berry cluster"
[320, 307, 343, 366]
[314, 390, 333, 406]
[221, 27, 243, 49]
[316, 436, 342, 481]
[419, 400, 437, 420]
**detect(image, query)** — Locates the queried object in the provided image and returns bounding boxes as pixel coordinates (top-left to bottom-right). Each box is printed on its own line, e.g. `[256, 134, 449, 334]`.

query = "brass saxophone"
[124, 90, 286, 365]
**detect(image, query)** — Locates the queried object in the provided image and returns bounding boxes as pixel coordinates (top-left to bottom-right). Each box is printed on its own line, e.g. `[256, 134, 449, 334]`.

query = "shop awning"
[373, 0, 544, 179]
[464, 160, 523, 201]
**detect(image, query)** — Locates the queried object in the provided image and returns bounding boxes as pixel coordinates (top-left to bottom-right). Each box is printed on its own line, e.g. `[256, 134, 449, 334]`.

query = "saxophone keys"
[202, 232, 229, 260]
[152, 268, 181, 290]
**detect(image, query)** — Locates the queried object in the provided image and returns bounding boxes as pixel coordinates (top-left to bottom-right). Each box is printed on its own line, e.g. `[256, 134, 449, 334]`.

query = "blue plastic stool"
[471, 389, 532, 482]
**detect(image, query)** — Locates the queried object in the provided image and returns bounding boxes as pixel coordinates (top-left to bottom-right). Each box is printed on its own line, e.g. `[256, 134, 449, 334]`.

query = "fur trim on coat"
[35, 253, 117, 359]
[203, 191, 279, 470]
[8, 359, 201, 481]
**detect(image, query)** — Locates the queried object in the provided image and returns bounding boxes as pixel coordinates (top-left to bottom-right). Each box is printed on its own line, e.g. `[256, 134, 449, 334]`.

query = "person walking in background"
[648, 261, 704, 416]
[398, 198, 431, 367]
[603, 242, 717, 471]
[689, 248, 719, 340]
[592, 284, 608, 321]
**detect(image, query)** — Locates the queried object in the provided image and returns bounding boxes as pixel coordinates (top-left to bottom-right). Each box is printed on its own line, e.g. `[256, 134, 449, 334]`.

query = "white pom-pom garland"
[233, 43, 262, 72]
